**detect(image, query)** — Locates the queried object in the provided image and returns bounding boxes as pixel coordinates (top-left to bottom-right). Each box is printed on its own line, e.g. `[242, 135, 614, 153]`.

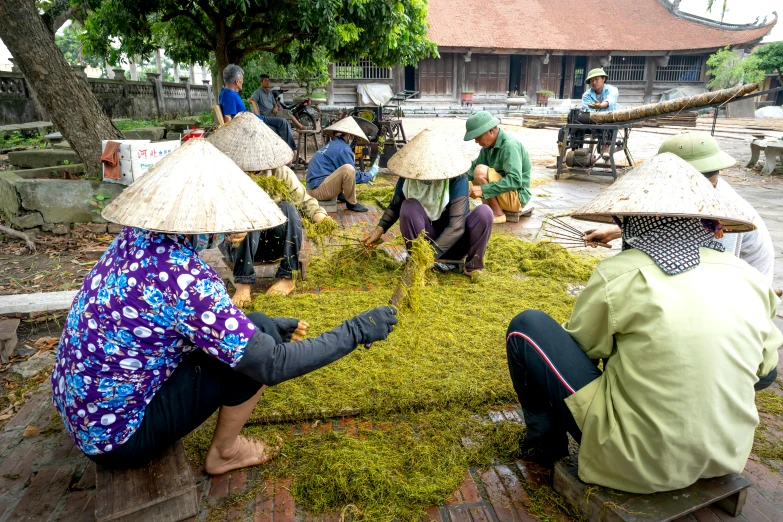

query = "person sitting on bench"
[585, 132, 775, 285]
[361, 129, 493, 276]
[207, 112, 335, 301]
[251, 74, 306, 130]
[306, 117, 379, 213]
[50, 140, 397, 474]
[505, 153, 780, 493]
[463, 111, 532, 224]
[219, 64, 298, 160]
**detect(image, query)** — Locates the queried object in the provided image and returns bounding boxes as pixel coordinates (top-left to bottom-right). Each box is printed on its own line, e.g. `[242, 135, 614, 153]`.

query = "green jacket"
[466, 129, 532, 205]
[564, 248, 781, 493]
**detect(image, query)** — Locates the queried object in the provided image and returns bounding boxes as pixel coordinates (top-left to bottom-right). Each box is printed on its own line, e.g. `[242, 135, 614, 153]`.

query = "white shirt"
[715, 178, 774, 283]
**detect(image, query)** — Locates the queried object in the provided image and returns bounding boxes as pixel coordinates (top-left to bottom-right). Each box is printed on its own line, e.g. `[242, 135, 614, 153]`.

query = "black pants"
[88, 312, 281, 469]
[262, 115, 297, 151]
[220, 201, 302, 282]
[506, 310, 602, 457]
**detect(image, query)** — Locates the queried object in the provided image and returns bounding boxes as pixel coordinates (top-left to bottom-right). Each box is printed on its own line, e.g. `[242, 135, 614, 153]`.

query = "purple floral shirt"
[51, 228, 256, 455]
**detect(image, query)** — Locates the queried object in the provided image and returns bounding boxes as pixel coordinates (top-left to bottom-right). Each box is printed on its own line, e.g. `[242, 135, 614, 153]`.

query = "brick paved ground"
[1, 117, 782, 521]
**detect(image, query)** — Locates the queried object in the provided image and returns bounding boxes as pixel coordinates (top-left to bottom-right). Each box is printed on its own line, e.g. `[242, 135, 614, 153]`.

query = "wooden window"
[655, 56, 703, 82]
[333, 59, 391, 80]
[605, 57, 646, 83]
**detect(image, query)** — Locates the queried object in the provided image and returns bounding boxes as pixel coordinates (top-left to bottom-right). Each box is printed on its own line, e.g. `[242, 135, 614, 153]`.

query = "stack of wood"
[639, 112, 698, 128]
[522, 114, 567, 129]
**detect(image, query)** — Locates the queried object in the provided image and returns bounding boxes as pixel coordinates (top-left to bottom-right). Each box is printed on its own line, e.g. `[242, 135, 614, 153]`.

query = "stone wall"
[0, 71, 214, 125]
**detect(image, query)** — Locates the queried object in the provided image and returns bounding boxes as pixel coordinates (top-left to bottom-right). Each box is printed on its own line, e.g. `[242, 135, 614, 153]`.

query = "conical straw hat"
[322, 117, 369, 144]
[571, 153, 754, 232]
[102, 139, 286, 234]
[207, 112, 293, 171]
[387, 129, 471, 180]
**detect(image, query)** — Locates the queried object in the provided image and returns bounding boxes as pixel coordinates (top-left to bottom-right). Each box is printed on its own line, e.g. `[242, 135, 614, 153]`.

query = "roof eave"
[658, 0, 778, 31]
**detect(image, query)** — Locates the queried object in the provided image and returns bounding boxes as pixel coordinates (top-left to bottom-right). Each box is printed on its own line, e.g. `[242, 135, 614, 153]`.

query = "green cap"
[585, 68, 608, 84]
[657, 132, 736, 173]
[463, 111, 500, 141]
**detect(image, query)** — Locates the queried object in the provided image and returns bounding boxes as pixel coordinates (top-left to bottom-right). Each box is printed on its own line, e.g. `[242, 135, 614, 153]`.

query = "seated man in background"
[306, 117, 379, 213]
[251, 74, 305, 130]
[464, 111, 532, 224]
[586, 132, 776, 287]
[219, 64, 298, 155]
[580, 68, 619, 159]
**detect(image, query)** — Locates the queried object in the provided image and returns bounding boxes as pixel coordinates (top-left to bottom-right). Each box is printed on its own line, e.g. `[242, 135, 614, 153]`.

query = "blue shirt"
[306, 138, 370, 189]
[581, 84, 619, 112]
[219, 88, 246, 118]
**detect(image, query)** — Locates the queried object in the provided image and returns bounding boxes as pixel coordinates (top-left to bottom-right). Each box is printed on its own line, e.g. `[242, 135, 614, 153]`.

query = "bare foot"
[204, 435, 281, 475]
[232, 283, 252, 307]
[266, 278, 295, 296]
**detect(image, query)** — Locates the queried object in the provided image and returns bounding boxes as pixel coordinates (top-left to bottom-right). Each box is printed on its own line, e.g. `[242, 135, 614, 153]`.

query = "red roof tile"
[426, 0, 774, 52]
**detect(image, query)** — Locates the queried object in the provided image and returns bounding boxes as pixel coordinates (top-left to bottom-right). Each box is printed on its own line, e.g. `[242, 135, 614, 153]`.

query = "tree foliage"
[753, 41, 783, 85]
[77, 0, 437, 86]
[241, 46, 331, 98]
[706, 46, 764, 89]
[55, 22, 102, 69]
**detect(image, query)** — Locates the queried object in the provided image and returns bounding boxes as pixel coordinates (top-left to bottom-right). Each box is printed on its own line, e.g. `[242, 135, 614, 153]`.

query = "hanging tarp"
[589, 83, 760, 124]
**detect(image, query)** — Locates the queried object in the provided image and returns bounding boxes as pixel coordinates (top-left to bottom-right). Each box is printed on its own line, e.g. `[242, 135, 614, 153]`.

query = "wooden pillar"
[452, 55, 459, 102]
[326, 64, 335, 105]
[392, 65, 404, 93]
[528, 57, 542, 99]
[643, 57, 656, 104]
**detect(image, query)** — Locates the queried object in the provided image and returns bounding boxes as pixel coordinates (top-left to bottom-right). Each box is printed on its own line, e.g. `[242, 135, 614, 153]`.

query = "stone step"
[0, 290, 78, 316]
[121, 127, 166, 141]
[7, 149, 80, 169]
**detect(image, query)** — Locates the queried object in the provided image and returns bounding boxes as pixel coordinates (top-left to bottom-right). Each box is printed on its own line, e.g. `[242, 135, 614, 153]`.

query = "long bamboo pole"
[588, 83, 760, 124]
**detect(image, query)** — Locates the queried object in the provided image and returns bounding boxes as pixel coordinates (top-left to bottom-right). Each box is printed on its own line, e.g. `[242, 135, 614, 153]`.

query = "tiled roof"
[426, 0, 774, 52]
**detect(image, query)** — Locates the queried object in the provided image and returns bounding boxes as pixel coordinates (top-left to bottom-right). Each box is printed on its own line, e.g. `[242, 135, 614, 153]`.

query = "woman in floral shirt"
[52, 140, 397, 474]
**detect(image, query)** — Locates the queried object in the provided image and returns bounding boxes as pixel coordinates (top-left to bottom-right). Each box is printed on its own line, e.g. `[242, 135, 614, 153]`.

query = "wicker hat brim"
[207, 112, 294, 171]
[323, 117, 370, 144]
[387, 128, 471, 180]
[102, 139, 287, 234]
[570, 153, 755, 233]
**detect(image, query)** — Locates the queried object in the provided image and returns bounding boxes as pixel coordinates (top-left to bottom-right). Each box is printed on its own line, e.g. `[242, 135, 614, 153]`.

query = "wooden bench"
[747, 139, 783, 175]
[95, 441, 198, 522]
[553, 456, 751, 522]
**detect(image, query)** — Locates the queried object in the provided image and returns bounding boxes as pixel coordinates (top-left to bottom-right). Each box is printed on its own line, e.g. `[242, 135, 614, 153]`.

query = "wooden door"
[418, 54, 454, 98]
[467, 55, 510, 95]
[540, 56, 563, 94]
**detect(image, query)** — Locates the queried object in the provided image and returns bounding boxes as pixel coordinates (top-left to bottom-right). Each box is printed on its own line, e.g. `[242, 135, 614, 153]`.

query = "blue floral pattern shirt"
[51, 227, 257, 455]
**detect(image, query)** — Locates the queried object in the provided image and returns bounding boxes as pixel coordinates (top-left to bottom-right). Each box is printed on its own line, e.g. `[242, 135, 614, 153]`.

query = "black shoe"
[337, 192, 347, 203]
[346, 202, 369, 212]
[519, 439, 568, 468]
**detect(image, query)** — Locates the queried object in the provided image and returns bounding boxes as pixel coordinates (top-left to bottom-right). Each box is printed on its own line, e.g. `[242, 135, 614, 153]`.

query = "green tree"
[77, 0, 437, 87]
[706, 46, 765, 89]
[241, 46, 331, 98]
[55, 22, 102, 69]
[753, 41, 783, 86]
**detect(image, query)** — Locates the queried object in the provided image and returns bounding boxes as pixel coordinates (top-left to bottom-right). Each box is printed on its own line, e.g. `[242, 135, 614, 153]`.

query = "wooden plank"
[95, 441, 198, 522]
[0, 290, 78, 315]
[553, 457, 752, 522]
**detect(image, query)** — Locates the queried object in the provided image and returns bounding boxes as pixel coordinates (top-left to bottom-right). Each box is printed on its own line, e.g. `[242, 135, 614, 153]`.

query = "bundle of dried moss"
[251, 172, 292, 202]
[356, 185, 396, 210]
[302, 216, 339, 246]
[400, 233, 435, 312]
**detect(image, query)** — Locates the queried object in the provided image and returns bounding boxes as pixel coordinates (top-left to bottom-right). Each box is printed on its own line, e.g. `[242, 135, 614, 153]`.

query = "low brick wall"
[0, 72, 214, 125]
[0, 169, 126, 232]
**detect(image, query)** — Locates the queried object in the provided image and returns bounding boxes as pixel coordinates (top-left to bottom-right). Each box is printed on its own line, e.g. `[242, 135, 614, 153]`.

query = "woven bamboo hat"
[207, 112, 293, 171]
[102, 139, 286, 234]
[571, 153, 754, 232]
[387, 129, 471, 180]
[322, 117, 369, 144]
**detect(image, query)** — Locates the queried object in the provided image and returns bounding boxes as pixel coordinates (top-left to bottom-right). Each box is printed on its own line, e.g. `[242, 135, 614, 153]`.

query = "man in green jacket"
[464, 111, 532, 224]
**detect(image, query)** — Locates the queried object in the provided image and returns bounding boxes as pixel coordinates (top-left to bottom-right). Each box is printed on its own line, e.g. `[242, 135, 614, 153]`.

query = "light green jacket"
[564, 247, 781, 493]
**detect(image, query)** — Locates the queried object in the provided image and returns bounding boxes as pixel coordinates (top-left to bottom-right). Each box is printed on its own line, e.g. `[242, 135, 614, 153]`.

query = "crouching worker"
[306, 117, 378, 213]
[208, 112, 336, 301]
[506, 153, 780, 493]
[362, 129, 493, 275]
[51, 139, 397, 473]
[464, 111, 532, 224]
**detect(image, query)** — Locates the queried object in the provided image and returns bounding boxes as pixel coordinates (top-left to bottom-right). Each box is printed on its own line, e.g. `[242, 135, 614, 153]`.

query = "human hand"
[312, 213, 325, 223]
[469, 185, 483, 199]
[583, 226, 621, 247]
[227, 233, 247, 246]
[291, 320, 310, 341]
[272, 105, 279, 114]
[361, 226, 384, 248]
[351, 306, 398, 345]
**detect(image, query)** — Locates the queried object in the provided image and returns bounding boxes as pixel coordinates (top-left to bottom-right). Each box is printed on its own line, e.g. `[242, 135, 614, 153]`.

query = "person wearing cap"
[208, 112, 335, 301]
[581, 68, 618, 113]
[251, 74, 306, 130]
[505, 153, 780, 493]
[361, 129, 494, 275]
[306, 117, 379, 213]
[219, 65, 298, 157]
[50, 139, 398, 473]
[463, 111, 532, 224]
[585, 132, 775, 284]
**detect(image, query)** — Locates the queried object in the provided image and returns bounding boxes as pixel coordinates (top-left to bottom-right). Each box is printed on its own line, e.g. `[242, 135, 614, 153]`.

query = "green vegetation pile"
[356, 185, 396, 210]
[302, 216, 339, 246]
[185, 231, 601, 520]
[251, 173, 292, 202]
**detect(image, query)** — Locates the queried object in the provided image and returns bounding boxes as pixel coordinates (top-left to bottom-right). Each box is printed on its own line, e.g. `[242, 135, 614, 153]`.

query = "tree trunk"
[0, 0, 123, 175]
[155, 49, 163, 76]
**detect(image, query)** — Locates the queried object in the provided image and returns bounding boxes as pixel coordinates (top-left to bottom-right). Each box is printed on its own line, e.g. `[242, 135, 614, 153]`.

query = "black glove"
[350, 306, 398, 345]
[273, 317, 300, 342]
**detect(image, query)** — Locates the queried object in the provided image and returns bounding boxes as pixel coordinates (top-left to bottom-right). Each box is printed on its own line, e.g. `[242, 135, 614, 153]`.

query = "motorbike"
[271, 88, 320, 130]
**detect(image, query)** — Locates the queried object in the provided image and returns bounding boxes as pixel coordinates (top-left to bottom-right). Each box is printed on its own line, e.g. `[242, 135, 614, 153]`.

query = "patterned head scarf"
[619, 216, 724, 275]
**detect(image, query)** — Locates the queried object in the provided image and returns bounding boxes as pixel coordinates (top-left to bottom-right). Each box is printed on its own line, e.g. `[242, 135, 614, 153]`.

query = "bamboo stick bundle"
[589, 83, 760, 124]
